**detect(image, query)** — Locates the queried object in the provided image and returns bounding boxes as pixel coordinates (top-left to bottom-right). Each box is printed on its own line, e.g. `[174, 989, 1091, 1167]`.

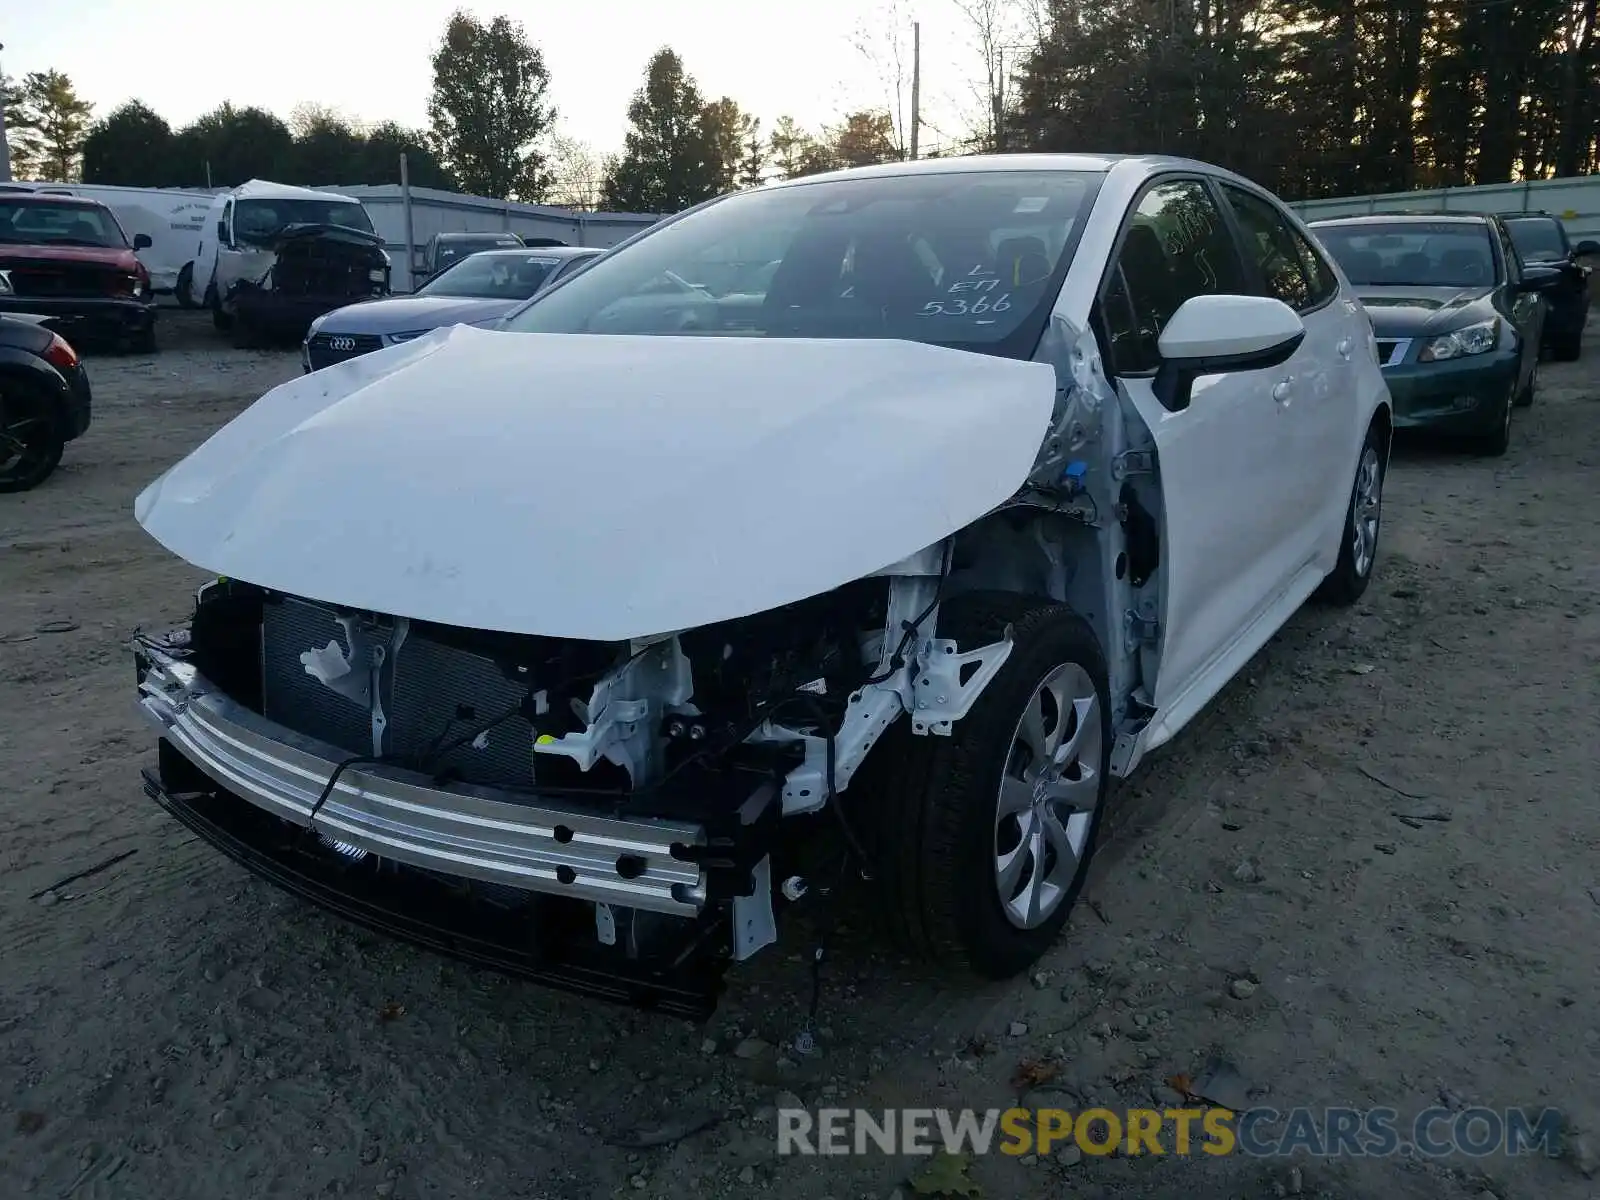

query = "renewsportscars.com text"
[776, 1106, 1564, 1159]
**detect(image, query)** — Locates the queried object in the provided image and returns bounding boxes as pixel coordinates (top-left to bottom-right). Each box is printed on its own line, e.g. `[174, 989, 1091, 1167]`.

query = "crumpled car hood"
[135, 325, 1056, 641]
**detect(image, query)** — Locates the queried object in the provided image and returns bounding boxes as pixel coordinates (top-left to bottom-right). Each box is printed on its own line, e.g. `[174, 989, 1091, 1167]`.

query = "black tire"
[1316, 422, 1386, 606]
[174, 262, 197, 309]
[868, 590, 1112, 979]
[209, 289, 233, 332]
[1472, 388, 1513, 457]
[131, 325, 158, 355]
[0, 377, 67, 493]
[1551, 330, 1583, 362]
[1513, 362, 1537, 409]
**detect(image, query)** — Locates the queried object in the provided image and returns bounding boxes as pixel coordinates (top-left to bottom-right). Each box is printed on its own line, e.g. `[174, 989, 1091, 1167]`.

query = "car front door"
[1495, 221, 1542, 387]
[1098, 176, 1306, 713]
[1217, 182, 1354, 567]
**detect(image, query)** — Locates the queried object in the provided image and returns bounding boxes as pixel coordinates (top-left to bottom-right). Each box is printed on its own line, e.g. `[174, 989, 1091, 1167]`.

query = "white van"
[179, 179, 388, 330]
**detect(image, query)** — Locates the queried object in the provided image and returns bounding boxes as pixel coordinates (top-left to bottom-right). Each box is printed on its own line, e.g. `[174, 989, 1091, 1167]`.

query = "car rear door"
[1097, 175, 1307, 713]
[1216, 182, 1355, 567]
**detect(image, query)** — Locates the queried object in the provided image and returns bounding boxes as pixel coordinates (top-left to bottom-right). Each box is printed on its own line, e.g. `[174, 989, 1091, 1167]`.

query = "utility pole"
[993, 48, 1004, 152]
[0, 43, 12, 184]
[909, 21, 922, 160]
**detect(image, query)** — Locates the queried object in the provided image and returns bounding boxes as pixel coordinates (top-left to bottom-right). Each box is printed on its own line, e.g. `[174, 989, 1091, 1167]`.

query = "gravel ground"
[2, 309, 1598, 1200]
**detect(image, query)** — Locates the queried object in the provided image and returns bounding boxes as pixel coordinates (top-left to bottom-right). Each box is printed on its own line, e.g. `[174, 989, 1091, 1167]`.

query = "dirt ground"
[2, 308, 1597, 1200]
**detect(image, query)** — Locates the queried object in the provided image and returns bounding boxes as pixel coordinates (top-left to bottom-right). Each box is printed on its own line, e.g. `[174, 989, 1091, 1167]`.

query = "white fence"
[1290, 174, 1600, 244]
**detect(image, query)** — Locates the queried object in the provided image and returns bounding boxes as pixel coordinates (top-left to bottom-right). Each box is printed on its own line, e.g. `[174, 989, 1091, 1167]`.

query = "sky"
[2, 0, 1003, 157]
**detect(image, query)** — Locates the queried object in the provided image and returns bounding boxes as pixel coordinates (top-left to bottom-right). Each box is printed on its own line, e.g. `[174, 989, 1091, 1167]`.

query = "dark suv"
[0, 189, 158, 352]
[1499, 212, 1596, 361]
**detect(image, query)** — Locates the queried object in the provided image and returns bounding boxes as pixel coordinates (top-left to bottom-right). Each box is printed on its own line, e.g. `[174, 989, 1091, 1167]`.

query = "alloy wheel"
[1350, 445, 1383, 579]
[993, 662, 1103, 930]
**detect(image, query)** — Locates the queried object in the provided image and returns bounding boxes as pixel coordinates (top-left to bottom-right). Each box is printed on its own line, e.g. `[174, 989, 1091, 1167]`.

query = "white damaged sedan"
[132, 155, 1391, 1018]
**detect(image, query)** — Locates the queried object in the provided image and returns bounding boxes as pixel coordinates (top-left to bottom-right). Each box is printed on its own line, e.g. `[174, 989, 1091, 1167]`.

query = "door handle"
[1272, 377, 1294, 405]
[1336, 338, 1353, 359]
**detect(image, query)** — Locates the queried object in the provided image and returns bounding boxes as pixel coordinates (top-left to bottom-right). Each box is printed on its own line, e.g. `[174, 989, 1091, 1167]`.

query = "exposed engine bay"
[134, 543, 1021, 1017]
[226, 224, 389, 339]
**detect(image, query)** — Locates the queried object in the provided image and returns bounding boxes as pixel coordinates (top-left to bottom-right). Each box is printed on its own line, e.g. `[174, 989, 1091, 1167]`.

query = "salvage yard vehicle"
[133, 154, 1392, 1018]
[1499, 212, 1596, 362]
[179, 180, 390, 345]
[303, 246, 602, 371]
[1309, 212, 1559, 456]
[0, 189, 158, 352]
[0, 313, 92, 492]
[413, 230, 529, 286]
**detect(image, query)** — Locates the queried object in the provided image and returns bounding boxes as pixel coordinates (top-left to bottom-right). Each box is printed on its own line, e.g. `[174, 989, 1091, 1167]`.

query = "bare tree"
[848, 0, 915, 157]
[950, 0, 1033, 151]
[546, 132, 609, 210]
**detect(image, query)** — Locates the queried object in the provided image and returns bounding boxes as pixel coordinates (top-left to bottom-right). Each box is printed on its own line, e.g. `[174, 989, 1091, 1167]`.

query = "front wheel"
[0, 378, 66, 493]
[870, 591, 1111, 979]
[1513, 362, 1537, 408]
[1316, 423, 1385, 605]
[1472, 388, 1513, 457]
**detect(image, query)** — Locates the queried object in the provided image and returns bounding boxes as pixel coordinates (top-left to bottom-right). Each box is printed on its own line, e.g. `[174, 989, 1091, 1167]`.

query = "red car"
[0, 189, 158, 352]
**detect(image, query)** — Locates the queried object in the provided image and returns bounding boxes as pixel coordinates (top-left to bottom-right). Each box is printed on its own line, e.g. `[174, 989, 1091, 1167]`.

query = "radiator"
[260, 597, 537, 789]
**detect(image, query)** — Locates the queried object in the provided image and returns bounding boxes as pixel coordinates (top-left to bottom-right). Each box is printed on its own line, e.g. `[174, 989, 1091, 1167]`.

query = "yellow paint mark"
[536, 734, 557, 745]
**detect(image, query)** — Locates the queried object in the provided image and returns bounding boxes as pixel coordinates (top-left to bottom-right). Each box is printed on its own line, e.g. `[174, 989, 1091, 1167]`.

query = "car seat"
[994, 236, 1053, 290]
[1440, 247, 1489, 284]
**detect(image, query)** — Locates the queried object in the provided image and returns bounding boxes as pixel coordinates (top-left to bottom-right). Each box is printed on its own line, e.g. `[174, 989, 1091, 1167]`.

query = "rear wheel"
[870, 591, 1111, 979]
[0, 377, 66, 493]
[1317, 423, 1385, 605]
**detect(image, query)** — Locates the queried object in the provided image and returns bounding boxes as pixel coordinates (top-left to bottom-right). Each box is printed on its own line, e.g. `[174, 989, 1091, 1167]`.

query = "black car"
[1499, 213, 1597, 361]
[0, 313, 93, 492]
[1309, 212, 1563, 456]
[414, 230, 529, 286]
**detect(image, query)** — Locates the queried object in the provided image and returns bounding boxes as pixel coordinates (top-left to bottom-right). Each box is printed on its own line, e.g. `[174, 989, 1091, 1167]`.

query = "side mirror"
[132, 233, 153, 251]
[1518, 265, 1564, 293]
[1153, 294, 1306, 412]
[1573, 239, 1600, 258]
[216, 219, 229, 245]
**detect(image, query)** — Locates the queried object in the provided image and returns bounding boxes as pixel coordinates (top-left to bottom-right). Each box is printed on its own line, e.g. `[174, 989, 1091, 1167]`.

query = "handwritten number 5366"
[919, 293, 1013, 317]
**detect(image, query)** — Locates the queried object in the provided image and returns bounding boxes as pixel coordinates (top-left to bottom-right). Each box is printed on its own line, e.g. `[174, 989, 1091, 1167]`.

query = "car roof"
[1308, 212, 1496, 227]
[439, 231, 524, 241]
[465, 246, 598, 261]
[758, 151, 1274, 190]
[0, 190, 106, 210]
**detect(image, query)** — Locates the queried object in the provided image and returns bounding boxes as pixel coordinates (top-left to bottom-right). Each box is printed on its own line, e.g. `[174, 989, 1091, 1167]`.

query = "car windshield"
[0, 199, 128, 248]
[500, 169, 1102, 354]
[1314, 221, 1497, 288]
[436, 235, 522, 267]
[234, 197, 374, 245]
[1503, 218, 1567, 263]
[419, 252, 563, 299]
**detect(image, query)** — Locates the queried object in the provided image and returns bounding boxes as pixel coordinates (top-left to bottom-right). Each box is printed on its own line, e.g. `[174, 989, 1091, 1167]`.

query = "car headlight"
[0, 271, 12, 295]
[1419, 318, 1500, 362]
[368, 268, 387, 283]
[387, 329, 428, 344]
